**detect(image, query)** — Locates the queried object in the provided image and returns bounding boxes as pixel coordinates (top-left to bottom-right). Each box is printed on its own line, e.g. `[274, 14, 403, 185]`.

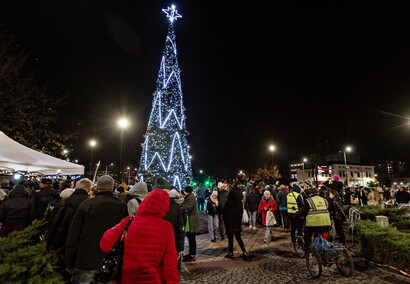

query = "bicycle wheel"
[306, 247, 322, 279]
[336, 247, 354, 277]
[293, 237, 305, 258]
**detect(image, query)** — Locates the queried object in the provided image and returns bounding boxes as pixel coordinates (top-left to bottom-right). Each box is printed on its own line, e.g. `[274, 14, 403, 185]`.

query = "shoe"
[220, 237, 225, 241]
[242, 253, 251, 261]
[252, 226, 258, 230]
[182, 255, 196, 262]
[249, 225, 252, 229]
[211, 239, 216, 242]
[263, 238, 267, 244]
[225, 252, 234, 259]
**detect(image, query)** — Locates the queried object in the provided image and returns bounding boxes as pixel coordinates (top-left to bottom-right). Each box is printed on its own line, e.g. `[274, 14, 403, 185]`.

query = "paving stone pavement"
[180, 212, 410, 284]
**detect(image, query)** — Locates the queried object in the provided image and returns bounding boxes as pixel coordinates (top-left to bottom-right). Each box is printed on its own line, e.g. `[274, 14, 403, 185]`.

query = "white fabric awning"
[0, 131, 84, 175]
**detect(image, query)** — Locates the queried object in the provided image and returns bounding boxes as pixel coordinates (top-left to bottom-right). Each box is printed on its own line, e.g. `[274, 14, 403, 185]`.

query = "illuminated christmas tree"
[138, 5, 193, 189]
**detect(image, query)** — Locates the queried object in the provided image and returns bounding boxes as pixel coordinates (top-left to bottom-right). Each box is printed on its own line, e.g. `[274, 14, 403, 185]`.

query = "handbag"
[94, 217, 134, 283]
[266, 210, 277, 227]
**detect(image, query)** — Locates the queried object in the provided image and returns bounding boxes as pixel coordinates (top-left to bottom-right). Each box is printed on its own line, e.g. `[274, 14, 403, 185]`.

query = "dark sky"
[2, 0, 410, 177]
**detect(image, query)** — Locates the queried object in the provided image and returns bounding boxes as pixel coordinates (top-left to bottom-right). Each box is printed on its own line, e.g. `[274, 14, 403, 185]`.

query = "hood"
[137, 189, 170, 218]
[9, 185, 29, 199]
[128, 182, 148, 200]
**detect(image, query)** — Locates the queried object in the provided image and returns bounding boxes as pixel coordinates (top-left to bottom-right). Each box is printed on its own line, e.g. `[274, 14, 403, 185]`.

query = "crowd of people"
[0, 174, 410, 283]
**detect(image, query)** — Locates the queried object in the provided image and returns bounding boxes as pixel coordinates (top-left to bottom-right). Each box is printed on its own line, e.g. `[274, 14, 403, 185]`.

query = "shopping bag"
[266, 210, 277, 227]
[242, 210, 249, 224]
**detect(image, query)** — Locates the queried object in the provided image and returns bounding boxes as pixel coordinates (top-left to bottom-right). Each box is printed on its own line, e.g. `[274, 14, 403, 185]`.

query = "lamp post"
[105, 163, 114, 175]
[269, 145, 275, 167]
[127, 167, 130, 185]
[343, 146, 352, 186]
[89, 140, 97, 178]
[117, 118, 129, 181]
[302, 158, 307, 184]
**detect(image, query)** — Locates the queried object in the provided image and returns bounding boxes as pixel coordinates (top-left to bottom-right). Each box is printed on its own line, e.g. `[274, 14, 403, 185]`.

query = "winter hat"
[333, 175, 340, 182]
[128, 182, 148, 200]
[169, 188, 180, 198]
[155, 176, 171, 190]
[96, 175, 114, 190]
[60, 188, 75, 199]
[40, 178, 52, 185]
[116, 186, 125, 193]
[183, 185, 193, 193]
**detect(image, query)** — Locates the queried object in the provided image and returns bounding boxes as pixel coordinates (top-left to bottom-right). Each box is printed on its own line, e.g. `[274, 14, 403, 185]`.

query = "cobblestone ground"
[180, 212, 410, 284]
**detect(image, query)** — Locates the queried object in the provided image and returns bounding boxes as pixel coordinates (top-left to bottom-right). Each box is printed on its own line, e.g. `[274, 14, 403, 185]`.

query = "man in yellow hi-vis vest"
[295, 187, 331, 250]
[287, 184, 304, 243]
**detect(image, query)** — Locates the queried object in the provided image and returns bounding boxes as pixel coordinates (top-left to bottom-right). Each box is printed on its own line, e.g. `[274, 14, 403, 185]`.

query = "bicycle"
[305, 233, 354, 279]
[293, 235, 305, 258]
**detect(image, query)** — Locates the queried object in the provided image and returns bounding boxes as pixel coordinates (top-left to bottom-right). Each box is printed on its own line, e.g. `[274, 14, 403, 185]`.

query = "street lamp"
[117, 118, 129, 181]
[89, 139, 97, 178]
[127, 166, 130, 184]
[343, 146, 352, 186]
[302, 158, 307, 184]
[269, 144, 275, 166]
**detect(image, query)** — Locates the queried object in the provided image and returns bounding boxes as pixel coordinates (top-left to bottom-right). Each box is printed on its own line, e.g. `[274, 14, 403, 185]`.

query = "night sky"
[2, 1, 410, 177]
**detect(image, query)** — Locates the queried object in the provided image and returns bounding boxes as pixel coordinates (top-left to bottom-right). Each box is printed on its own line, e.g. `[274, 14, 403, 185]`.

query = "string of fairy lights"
[138, 5, 193, 189]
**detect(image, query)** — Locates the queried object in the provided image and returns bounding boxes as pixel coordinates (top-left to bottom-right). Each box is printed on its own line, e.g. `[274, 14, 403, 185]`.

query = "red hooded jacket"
[100, 189, 180, 284]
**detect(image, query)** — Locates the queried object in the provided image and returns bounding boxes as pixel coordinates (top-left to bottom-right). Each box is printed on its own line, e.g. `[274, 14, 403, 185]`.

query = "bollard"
[375, 215, 389, 228]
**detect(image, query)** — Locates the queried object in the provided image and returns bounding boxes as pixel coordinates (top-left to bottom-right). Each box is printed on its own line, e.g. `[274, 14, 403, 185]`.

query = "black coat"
[31, 186, 58, 219]
[0, 186, 34, 225]
[245, 192, 260, 212]
[223, 185, 243, 234]
[164, 197, 185, 253]
[65, 191, 127, 270]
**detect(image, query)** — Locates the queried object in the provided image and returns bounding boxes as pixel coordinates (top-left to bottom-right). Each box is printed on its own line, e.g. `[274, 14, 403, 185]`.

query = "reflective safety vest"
[287, 191, 300, 214]
[306, 195, 331, 227]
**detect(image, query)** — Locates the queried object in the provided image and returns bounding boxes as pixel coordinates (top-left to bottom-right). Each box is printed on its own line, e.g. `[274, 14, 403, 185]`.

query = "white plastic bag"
[242, 210, 249, 224]
[266, 210, 277, 227]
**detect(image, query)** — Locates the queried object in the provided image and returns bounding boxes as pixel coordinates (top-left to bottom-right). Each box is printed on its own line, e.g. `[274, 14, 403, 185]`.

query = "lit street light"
[89, 139, 97, 178]
[343, 146, 352, 186]
[302, 158, 307, 184]
[269, 144, 275, 167]
[118, 118, 129, 181]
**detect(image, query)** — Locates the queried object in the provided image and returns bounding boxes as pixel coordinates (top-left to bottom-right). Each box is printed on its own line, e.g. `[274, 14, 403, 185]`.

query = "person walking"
[182, 185, 200, 262]
[223, 181, 251, 261]
[258, 190, 277, 243]
[100, 189, 180, 284]
[65, 175, 127, 283]
[245, 186, 260, 229]
[206, 190, 219, 242]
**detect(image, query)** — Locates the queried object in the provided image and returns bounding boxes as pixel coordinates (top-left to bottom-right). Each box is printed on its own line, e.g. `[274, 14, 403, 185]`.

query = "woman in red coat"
[100, 189, 180, 284]
[258, 190, 277, 243]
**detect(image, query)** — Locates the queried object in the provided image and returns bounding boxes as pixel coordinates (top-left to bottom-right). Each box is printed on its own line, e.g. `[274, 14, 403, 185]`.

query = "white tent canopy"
[0, 131, 84, 175]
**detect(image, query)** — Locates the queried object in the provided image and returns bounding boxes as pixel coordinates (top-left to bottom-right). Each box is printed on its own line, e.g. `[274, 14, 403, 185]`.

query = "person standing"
[195, 183, 206, 212]
[100, 189, 180, 284]
[126, 181, 149, 216]
[276, 184, 289, 230]
[245, 186, 260, 229]
[329, 190, 347, 245]
[65, 175, 127, 283]
[206, 190, 219, 242]
[0, 185, 34, 236]
[223, 181, 250, 261]
[182, 185, 200, 262]
[217, 182, 228, 240]
[31, 178, 58, 220]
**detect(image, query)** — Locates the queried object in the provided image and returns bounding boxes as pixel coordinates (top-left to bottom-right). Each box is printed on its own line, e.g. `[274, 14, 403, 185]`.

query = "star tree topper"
[162, 4, 182, 23]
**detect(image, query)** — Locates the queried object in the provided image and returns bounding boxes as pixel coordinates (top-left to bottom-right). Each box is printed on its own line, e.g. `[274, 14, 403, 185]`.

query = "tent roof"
[0, 131, 84, 175]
